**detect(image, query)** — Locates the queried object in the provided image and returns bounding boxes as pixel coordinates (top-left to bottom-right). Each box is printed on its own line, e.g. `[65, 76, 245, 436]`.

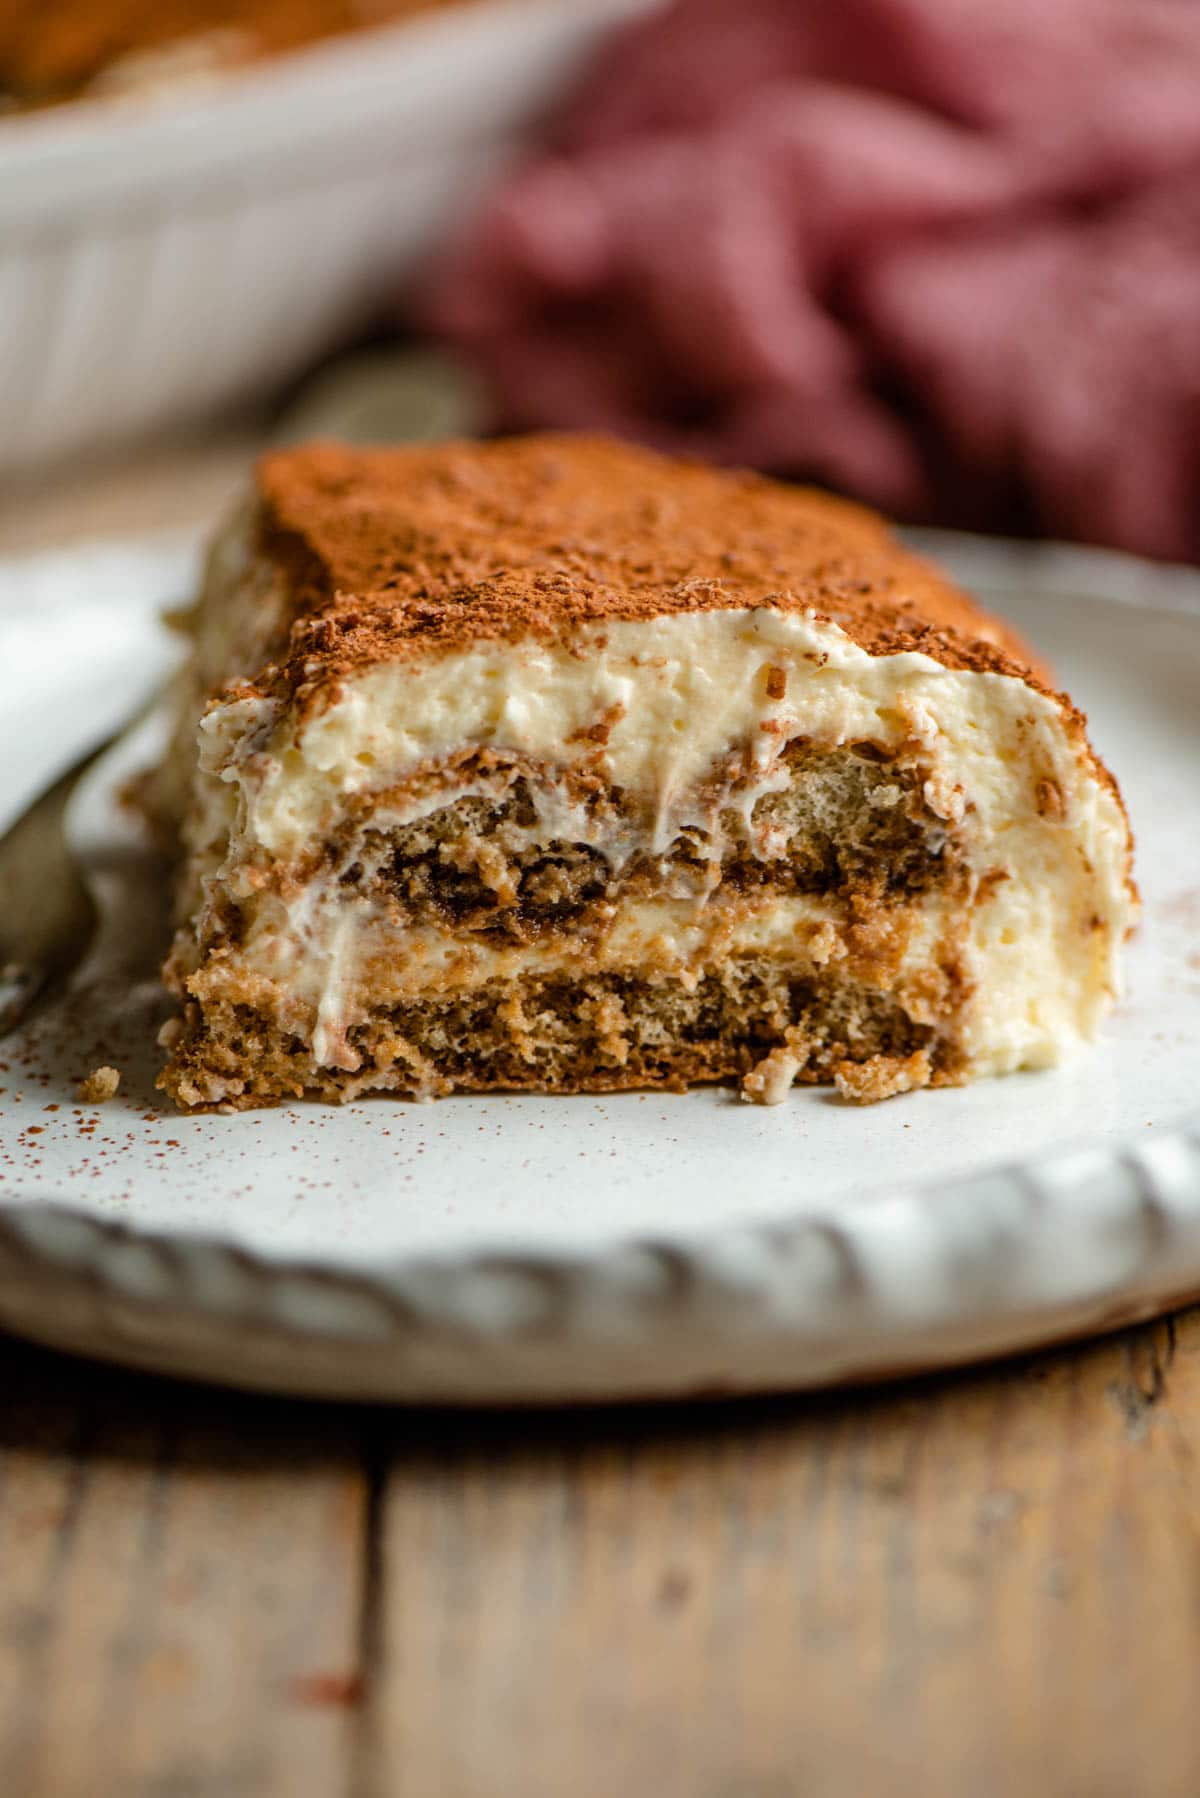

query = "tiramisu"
[151, 434, 1136, 1111]
[0, 0, 461, 111]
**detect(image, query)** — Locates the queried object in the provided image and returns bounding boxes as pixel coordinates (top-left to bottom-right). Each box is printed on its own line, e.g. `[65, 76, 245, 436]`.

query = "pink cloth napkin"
[421, 0, 1200, 560]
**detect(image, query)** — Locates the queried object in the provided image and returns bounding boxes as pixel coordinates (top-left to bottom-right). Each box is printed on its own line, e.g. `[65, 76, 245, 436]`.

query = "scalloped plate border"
[0, 531, 1198, 1402]
[0, 1124, 1199, 1401]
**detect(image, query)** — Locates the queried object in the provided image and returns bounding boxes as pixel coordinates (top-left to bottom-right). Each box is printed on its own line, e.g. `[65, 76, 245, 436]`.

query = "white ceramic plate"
[0, 532, 1198, 1402]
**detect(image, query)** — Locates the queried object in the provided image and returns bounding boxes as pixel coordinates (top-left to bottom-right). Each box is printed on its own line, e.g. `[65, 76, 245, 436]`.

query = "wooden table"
[1, 1314, 1197, 1798]
[4, 438, 1199, 1798]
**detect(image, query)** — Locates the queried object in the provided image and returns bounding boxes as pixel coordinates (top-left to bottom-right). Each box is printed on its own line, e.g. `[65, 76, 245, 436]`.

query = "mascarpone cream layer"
[233, 889, 947, 1069]
[202, 608, 983, 851]
[201, 607, 1121, 888]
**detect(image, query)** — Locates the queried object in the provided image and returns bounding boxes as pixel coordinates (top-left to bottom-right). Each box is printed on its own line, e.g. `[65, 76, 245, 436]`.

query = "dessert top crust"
[251, 434, 1046, 698]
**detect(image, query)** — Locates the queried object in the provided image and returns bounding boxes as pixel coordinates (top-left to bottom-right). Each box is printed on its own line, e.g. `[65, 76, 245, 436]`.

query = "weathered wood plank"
[371, 1311, 1200, 1798]
[0, 1342, 368, 1798]
[8, 1310, 1200, 1798]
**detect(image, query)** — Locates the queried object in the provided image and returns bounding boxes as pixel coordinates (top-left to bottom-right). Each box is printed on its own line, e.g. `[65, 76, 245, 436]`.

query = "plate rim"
[1, 529, 1198, 1400]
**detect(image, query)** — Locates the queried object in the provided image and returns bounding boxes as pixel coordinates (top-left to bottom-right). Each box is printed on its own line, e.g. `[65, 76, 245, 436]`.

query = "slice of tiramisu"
[151, 434, 1135, 1111]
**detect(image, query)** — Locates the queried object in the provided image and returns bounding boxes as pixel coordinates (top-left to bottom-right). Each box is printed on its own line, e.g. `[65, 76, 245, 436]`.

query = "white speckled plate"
[0, 532, 1198, 1402]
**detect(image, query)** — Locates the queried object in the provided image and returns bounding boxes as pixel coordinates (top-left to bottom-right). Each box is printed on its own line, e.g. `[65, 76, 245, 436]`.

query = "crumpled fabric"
[421, 0, 1200, 560]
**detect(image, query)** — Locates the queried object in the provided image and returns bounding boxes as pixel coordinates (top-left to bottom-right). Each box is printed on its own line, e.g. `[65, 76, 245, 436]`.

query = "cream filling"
[188, 604, 1134, 1081]
[232, 889, 939, 1069]
[223, 873, 1108, 1082]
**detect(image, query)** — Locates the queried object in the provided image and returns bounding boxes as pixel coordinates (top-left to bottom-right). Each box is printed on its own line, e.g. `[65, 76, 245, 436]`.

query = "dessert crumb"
[741, 1027, 812, 1106]
[833, 1049, 932, 1105]
[77, 1066, 121, 1104]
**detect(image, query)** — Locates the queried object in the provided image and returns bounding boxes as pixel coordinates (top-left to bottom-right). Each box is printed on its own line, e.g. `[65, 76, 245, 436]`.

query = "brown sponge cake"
[150, 433, 1135, 1111]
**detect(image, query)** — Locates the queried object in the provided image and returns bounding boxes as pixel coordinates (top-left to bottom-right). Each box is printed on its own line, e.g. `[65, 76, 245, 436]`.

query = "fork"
[0, 742, 110, 1036]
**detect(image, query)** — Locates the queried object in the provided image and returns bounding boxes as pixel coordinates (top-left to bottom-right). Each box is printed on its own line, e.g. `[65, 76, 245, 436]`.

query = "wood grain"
[4, 1313, 1200, 1797]
[0, 1344, 369, 1798]
[368, 1313, 1200, 1798]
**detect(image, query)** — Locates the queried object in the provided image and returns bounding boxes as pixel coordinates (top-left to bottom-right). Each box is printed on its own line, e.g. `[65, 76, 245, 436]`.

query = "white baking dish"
[0, 0, 650, 476]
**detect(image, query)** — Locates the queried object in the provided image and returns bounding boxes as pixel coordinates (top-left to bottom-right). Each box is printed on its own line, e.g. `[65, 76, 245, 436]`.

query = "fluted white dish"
[0, 0, 650, 474]
[0, 530, 1197, 1402]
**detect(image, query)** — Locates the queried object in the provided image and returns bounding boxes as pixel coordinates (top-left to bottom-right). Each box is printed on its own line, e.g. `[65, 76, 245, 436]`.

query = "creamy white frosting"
[244, 891, 943, 1069]
[199, 608, 999, 852]
[183, 602, 1134, 1083]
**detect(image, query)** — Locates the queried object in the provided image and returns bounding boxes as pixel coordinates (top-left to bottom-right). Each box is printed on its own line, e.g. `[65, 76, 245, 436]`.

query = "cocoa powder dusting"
[251, 434, 1048, 701]
[233, 434, 1128, 851]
